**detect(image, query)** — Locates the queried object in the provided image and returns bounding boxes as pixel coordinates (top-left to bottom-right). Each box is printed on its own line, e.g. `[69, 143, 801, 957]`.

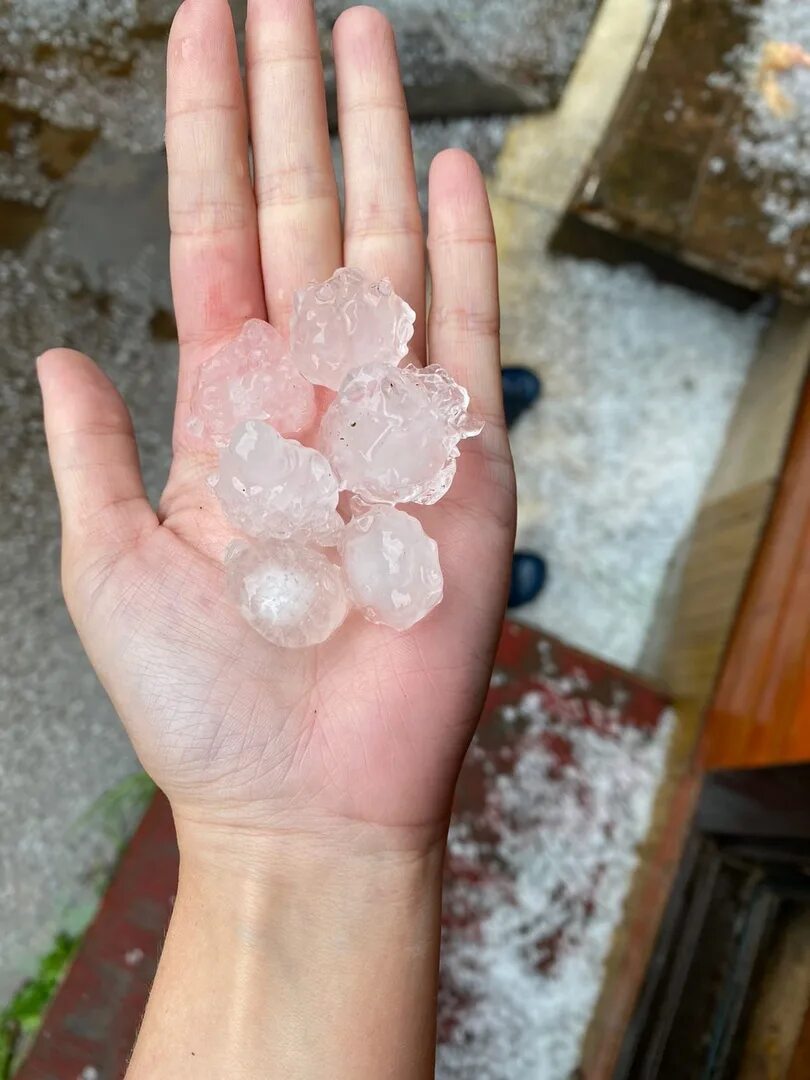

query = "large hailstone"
[214, 421, 343, 545]
[340, 505, 443, 630]
[187, 320, 316, 445]
[289, 267, 415, 391]
[319, 362, 484, 505]
[226, 541, 349, 648]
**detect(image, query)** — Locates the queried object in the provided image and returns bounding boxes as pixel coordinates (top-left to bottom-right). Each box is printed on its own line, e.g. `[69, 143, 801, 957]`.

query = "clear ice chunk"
[289, 267, 416, 391]
[214, 420, 343, 545]
[319, 362, 484, 505]
[226, 540, 349, 648]
[340, 505, 443, 631]
[188, 319, 316, 446]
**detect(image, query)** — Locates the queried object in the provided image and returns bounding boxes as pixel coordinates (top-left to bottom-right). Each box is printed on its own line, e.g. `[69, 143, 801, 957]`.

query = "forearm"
[126, 826, 445, 1080]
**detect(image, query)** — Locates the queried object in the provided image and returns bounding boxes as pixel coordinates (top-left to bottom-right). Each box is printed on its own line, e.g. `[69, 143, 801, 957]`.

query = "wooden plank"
[661, 482, 776, 693]
[491, 0, 653, 216]
[788, 1002, 810, 1080]
[650, 301, 810, 712]
[704, 372, 810, 769]
[580, 764, 702, 1077]
[706, 305, 810, 503]
[573, 0, 810, 303]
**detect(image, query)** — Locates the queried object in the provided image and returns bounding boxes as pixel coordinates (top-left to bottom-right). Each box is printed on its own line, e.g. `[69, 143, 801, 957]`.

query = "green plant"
[73, 769, 156, 847]
[0, 932, 79, 1080]
[0, 772, 155, 1078]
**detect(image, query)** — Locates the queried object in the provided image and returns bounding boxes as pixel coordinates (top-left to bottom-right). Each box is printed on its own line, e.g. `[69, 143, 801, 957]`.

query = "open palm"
[39, 0, 515, 855]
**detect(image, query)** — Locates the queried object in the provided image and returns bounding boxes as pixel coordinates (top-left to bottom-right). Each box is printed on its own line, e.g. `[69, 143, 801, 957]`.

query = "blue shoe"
[508, 552, 548, 609]
[502, 367, 542, 429]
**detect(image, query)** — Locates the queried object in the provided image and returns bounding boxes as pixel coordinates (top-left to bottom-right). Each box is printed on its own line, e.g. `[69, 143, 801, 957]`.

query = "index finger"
[166, 0, 266, 437]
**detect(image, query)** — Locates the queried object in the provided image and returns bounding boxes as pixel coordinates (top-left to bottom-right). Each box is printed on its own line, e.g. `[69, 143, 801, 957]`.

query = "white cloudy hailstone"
[340, 504, 443, 630]
[187, 319, 316, 446]
[226, 541, 349, 648]
[214, 421, 343, 546]
[289, 267, 415, 391]
[319, 361, 483, 505]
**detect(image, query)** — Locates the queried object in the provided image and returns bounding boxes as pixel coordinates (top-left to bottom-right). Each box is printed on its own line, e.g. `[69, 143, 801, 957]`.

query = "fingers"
[427, 150, 503, 425]
[38, 350, 157, 556]
[246, 0, 342, 329]
[334, 7, 425, 359]
[166, 0, 265, 351]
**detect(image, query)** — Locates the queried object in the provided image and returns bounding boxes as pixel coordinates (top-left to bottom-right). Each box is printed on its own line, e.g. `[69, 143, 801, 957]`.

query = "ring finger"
[334, 7, 426, 360]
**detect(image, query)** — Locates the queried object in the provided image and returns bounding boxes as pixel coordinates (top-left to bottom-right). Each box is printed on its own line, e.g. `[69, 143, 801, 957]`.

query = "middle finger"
[334, 7, 426, 360]
[246, 0, 342, 331]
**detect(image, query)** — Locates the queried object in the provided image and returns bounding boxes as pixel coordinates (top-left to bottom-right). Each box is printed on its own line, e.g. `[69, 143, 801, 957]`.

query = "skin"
[37, 0, 516, 1075]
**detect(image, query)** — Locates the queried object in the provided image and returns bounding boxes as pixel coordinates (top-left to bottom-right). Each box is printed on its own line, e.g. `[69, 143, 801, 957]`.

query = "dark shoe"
[502, 366, 542, 429]
[508, 552, 548, 609]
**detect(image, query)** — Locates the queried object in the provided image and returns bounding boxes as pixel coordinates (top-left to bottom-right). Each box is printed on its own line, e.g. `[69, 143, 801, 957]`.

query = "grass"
[72, 769, 156, 847]
[0, 770, 156, 1078]
[0, 933, 79, 1080]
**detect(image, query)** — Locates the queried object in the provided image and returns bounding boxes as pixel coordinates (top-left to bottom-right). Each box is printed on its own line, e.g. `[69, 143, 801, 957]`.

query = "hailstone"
[214, 420, 342, 545]
[319, 362, 484, 504]
[289, 267, 415, 391]
[187, 319, 316, 445]
[226, 540, 349, 648]
[340, 505, 443, 630]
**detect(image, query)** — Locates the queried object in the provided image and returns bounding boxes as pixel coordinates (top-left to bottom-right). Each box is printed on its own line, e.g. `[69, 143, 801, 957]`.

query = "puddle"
[149, 308, 177, 342]
[0, 199, 47, 251]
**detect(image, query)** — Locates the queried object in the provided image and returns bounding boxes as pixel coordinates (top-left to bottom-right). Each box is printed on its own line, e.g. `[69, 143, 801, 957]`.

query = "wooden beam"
[704, 371, 810, 769]
[652, 304, 810, 711]
[572, 0, 810, 303]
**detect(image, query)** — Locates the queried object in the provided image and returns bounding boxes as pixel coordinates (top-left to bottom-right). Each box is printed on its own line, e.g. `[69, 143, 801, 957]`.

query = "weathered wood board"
[573, 0, 810, 302]
[704, 369, 810, 770]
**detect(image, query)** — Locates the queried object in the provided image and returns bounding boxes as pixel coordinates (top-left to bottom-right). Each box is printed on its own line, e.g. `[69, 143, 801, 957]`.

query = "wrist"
[172, 800, 449, 882]
[129, 816, 445, 1079]
[173, 817, 446, 941]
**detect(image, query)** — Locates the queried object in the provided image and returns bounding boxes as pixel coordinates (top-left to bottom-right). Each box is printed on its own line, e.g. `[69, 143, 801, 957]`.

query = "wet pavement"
[0, 144, 175, 999]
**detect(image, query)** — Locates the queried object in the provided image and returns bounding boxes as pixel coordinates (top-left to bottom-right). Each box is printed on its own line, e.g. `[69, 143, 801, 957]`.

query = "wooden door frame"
[703, 371, 810, 771]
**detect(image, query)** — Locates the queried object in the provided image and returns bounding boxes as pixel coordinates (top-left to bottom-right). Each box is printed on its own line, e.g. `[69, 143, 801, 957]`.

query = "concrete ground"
[0, 148, 175, 1000]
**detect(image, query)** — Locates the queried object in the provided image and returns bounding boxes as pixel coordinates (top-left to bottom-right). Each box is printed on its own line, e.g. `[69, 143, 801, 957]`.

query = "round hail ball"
[340, 505, 443, 631]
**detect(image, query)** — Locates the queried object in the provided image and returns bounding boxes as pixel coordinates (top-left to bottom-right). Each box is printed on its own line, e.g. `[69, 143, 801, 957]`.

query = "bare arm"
[128, 832, 443, 1079]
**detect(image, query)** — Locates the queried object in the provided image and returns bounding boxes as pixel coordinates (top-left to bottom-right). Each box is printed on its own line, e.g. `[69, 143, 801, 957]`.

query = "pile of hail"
[188, 267, 483, 648]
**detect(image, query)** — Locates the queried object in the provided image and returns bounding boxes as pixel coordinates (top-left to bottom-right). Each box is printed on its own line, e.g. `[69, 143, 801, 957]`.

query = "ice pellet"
[214, 421, 343, 545]
[289, 267, 415, 391]
[340, 504, 443, 630]
[188, 320, 316, 446]
[319, 361, 483, 504]
[226, 540, 349, 648]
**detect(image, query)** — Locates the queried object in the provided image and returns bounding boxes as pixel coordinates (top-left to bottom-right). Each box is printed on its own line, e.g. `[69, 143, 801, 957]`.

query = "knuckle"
[431, 304, 500, 339]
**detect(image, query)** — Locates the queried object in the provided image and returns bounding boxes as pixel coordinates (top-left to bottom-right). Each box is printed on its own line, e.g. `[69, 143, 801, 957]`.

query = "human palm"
[39, 0, 515, 853]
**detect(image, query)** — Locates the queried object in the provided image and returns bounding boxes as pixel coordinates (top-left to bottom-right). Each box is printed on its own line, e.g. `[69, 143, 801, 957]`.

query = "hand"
[39, 0, 515, 865]
[40, 3, 516, 1073]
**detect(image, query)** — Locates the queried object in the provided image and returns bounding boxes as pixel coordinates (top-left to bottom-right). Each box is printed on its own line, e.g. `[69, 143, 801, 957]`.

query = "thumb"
[38, 349, 157, 561]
